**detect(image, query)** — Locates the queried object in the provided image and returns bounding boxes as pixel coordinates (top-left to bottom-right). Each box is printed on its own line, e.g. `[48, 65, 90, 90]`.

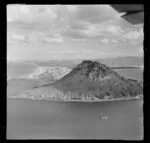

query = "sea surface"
[114, 68, 143, 82]
[7, 62, 37, 79]
[7, 62, 143, 139]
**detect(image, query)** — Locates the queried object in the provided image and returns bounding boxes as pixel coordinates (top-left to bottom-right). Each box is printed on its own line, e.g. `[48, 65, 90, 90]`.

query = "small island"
[13, 60, 143, 102]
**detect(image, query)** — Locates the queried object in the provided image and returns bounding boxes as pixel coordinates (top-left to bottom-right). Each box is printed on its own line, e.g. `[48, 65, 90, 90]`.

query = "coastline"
[7, 94, 143, 103]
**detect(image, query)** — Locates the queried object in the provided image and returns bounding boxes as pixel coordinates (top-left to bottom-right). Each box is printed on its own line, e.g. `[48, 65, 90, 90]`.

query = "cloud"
[7, 32, 64, 43]
[138, 46, 143, 53]
[7, 34, 28, 43]
[99, 38, 118, 44]
[68, 21, 89, 30]
[8, 5, 118, 25]
[111, 39, 118, 44]
[121, 27, 143, 45]
[66, 5, 77, 12]
[7, 5, 58, 29]
[62, 20, 124, 40]
[130, 40, 140, 45]
[123, 30, 143, 40]
[11, 34, 25, 40]
[95, 22, 124, 36]
[65, 49, 92, 54]
[100, 39, 109, 44]
[73, 5, 118, 23]
[57, 5, 123, 40]
[7, 5, 122, 38]
[7, 5, 142, 46]
[28, 33, 63, 43]
[106, 25, 123, 35]
[123, 26, 143, 39]
[44, 37, 63, 43]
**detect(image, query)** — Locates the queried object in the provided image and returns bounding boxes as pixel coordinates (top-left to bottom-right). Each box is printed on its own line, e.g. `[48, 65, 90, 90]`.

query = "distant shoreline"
[112, 66, 143, 69]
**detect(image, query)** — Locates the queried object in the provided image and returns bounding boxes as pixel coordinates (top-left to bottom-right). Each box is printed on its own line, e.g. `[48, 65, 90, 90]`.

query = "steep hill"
[52, 60, 143, 99]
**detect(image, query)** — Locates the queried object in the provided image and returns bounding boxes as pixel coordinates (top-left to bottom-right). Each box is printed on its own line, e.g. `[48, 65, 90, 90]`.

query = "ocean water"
[7, 62, 143, 139]
[7, 79, 41, 97]
[114, 68, 143, 81]
[7, 62, 37, 79]
[7, 98, 143, 139]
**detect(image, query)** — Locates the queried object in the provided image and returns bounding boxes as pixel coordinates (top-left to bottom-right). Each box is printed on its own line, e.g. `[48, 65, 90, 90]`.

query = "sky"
[7, 5, 143, 61]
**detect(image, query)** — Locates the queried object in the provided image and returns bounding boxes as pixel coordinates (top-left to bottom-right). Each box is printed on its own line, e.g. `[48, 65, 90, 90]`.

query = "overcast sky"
[7, 5, 143, 61]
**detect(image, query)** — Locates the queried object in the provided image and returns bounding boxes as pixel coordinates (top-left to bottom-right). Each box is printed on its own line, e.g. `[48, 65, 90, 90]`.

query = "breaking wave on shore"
[7, 92, 143, 103]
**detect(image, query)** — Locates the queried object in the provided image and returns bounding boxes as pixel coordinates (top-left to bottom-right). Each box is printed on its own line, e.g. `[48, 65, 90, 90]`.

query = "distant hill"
[52, 60, 143, 100]
[34, 56, 143, 68]
[8, 56, 143, 69]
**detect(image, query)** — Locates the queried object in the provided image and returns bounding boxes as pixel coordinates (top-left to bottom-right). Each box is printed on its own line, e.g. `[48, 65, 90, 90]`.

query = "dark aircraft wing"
[111, 4, 144, 25]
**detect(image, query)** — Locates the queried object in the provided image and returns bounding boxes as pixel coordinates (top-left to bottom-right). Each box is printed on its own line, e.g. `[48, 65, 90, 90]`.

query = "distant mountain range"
[8, 56, 143, 68]
[36, 56, 143, 68]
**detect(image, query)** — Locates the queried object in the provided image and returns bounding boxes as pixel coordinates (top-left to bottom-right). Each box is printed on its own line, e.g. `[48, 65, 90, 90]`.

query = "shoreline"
[7, 94, 143, 103]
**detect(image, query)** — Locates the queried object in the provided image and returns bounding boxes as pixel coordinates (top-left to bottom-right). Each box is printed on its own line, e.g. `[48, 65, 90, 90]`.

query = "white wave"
[7, 94, 143, 103]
